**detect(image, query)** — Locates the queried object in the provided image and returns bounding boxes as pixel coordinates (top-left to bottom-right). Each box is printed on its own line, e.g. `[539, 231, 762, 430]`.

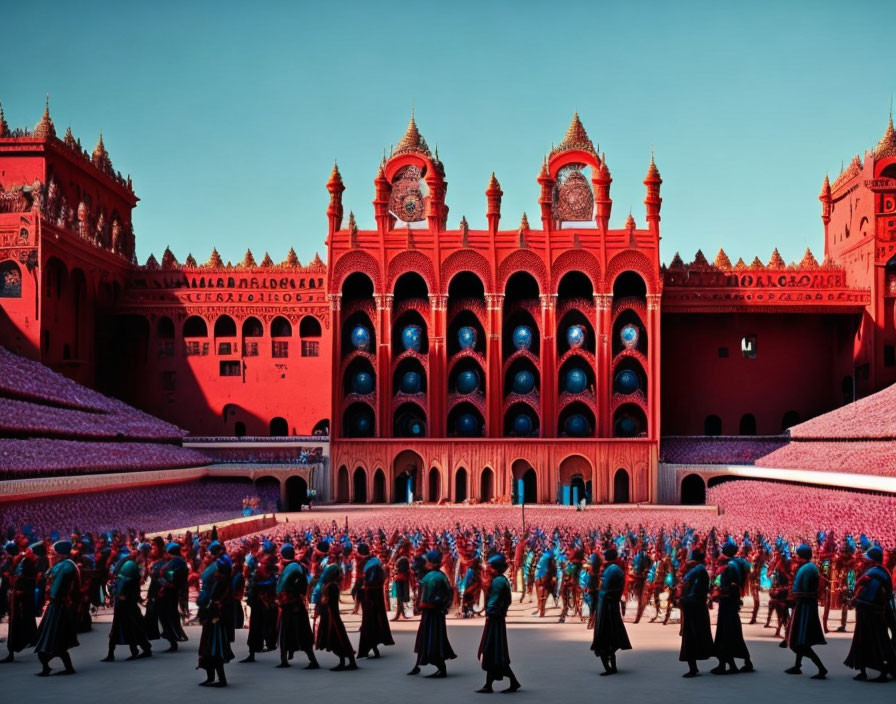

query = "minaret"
[594, 153, 612, 231]
[819, 174, 832, 259]
[326, 161, 345, 236]
[373, 161, 391, 233]
[33, 95, 56, 139]
[486, 172, 502, 234]
[537, 157, 555, 232]
[643, 151, 662, 234]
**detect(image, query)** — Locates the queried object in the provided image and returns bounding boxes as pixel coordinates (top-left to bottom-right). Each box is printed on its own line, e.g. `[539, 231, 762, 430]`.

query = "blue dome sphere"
[456, 413, 478, 436]
[512, 325, 533, 351]
[408, 420, 425, 437]
[513, 414, 534, 436]
[456, 370, 479, 394]
[566, 325, 586, 349]
[352, 412, 373, 436]
[565, 367, 588, 394]
[615, 415, 639, 437]
[458, 326, 477, 350]
[614, 369, 639, 395]
[351, 325, 371, 351]
[620, 324, 639, 349]
[400, 371, 421, 394]
[401, 325, 423, 352]
[565, 413, 590, 437]
[351, 371, 374, 395]
[511, 369, 535, 394]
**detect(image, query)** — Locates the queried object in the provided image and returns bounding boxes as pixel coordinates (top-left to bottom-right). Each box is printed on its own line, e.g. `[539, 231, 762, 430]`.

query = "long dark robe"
[591, 563, 632, 655]
[679, 563, 714, 661]
[787, 562, 826, 650]
[357, 557, 394, 657]
[143, 560, 162, 641]
[478, 574, 511, 677]
[33, 559, 80, 657]
[108, 561, 151, 649]
[714, 559, 750, 660]
[6, 553, 38, 652]
[197, 561, 235, 669]
[315, 580, 354, 657]
[153, 555, 189, 643]
[844, 565, 896, 674]
[246, 554, 278, 652]
[277, 561, 315, 655]
[414, 569, 456, 666]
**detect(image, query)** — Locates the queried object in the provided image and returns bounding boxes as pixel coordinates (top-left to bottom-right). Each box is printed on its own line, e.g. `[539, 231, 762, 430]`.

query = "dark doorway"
[480, 468, 494, 502]
[284, 476, 308, 511]
[234, 421, 246, 437]
[571, 475, 587, 505]
[454, 467, 467, 502]
[522, 468, 538, 504]
[781, 410, 800, 431]
[394, 472, 414, 503]
[613, 469, 630, 503]
[336, 466, 349, 502]
[680, 473, 706, 505]
[270, 417, 288, 436]
[373, 470, 386, 503]
[739, 413, 756, 436]
[352, 468, 367, 503]
[428, 467, 440, 502]
[704, 415, 722, 436]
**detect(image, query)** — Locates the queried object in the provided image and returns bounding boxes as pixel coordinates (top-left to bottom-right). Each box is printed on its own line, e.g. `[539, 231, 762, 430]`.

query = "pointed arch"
[497, 250, 548, 292]
[332, 250, 382, 291]
[552, 249, 601, 292]
[388, 250, 437, 292]
[441, 250, 494, 293]
[605, 250, 658, 295]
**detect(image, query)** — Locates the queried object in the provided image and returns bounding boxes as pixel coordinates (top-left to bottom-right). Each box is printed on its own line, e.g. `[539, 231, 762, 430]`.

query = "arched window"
[234, 421, 246, 437]
[242, 317, 263, 337]
[271, 316, 291, 358]
[214, 315, 236, 337]
[300, 315, 322, 337]
[271, 316, 292, 337]
[613, 469, 630, 503]
[739, 413, 757, 436]
[0, 260, 23, 298]
[183, 316, 208, 337]
[781, 410, 800, 432]
[680, 474, 706, 505]
[454, 467, 468, 503]
[270, 417, 288, 436]
[704, 415, 722, 436]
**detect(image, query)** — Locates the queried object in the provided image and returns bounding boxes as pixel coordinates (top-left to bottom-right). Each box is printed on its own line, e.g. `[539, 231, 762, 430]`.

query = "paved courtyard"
[2, 591, 891, 703]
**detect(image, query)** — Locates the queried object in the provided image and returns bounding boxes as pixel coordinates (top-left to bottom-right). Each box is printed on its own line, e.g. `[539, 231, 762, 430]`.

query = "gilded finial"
[552, 111, 596, 157]
[873, 108, 896, 160]
[34, 93, 56, 139]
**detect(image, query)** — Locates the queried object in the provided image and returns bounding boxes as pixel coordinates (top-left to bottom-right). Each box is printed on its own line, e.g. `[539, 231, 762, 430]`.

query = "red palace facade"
[2, 101, 896, 505]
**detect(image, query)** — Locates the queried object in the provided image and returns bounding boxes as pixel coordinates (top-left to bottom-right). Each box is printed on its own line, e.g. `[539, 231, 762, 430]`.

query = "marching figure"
[356, 542, 395, 659]
[590, 547, 631, 676]
[784, 544, 828, 679]
[33, 540, 81, 677]
[196, 546, 235, 687]
[314, 563, 357, 670]
[678, 547, 714, 677]
[0, 541, 38, 664]
[409, 549, 456, 678]
[476, 554, 521, 693]
[275, 543, 319, 669]
[844, 546, 896, 681]
[101, 556, 152, 662]
[241, 539, 279, 662]
[711, 540, 753, 674]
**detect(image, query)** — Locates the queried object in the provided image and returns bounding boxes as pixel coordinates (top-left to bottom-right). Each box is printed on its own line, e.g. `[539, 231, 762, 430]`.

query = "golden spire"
[33, 94, 56, 139]
[819, 173, 831, 199]
[161, 246, 179, 270]
[310, 252, 325, 268]
[486, 171, 502, 194]
[392, 111, 431, 157]
[92, 131, 112, 171]
[714, 248, 732, 269]
[645, 150, 661, 180]
[873, 109, 896, 160]
[767, 248, 786, 269]
[283, 247, 300, 267]
[206, 247, 224, 268]
[519, 212, 530, 231]
[241, 249, 256, 268]
[184, 253, 198, 268]
[328, 161, 343, 186]
[552, 111, 596, 157]
[260, 252, 274, 268]
[800, 247, 819, 269]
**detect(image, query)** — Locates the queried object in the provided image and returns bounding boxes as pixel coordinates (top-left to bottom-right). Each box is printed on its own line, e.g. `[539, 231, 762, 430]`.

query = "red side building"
[2, 101, 895, 504]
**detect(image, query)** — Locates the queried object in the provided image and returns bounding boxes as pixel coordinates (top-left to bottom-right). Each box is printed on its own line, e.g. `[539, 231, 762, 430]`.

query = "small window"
[717, 347, 728, 358]
[243, 341, 259, 357]
[162, 371, 176, 391]
[218, 342, 233, 355]
[741, 335, 757, 359]
[885, 345, 895, 367]
[272, 340, 289, 358]
[220, 360, 241, 377]
[185, 341, 200, 356]
[160, 341, 175, 357]
[301, 340, 320, 357]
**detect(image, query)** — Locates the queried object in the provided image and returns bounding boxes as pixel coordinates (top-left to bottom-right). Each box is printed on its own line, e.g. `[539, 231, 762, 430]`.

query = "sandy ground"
[1, 592, 891, 703]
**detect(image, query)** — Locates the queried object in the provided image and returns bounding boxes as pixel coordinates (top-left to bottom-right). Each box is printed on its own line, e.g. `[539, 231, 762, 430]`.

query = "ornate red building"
[2, 100, 895, 505]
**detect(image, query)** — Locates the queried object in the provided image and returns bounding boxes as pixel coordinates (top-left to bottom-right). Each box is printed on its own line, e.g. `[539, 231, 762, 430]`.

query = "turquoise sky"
[1, 1, 893, 269]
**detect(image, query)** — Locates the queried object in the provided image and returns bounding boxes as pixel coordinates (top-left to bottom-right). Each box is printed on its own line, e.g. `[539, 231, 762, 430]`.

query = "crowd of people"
[1, 515, 894, 689]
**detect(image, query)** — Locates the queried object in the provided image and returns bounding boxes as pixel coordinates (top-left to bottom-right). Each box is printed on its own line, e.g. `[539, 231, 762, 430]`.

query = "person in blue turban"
[591, 547, 632, 676]
[476, 553, 521, 693]
[678, 548, 714, 677]
[241, 536, 279, 662]
[33, 541, 80, 676]
[101, 557, 152, 662]
[408, 548, 456, 678]
[196, 550, 235, 686]
[356, 545, 394, 659]
[844, 546, 896, 681]
[784, 544, 828, 679]
[0, 540, 38, 664]
[314, 563, 357, 670]
[711, 540, 753, 674]
[275, 544, 319, 670]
